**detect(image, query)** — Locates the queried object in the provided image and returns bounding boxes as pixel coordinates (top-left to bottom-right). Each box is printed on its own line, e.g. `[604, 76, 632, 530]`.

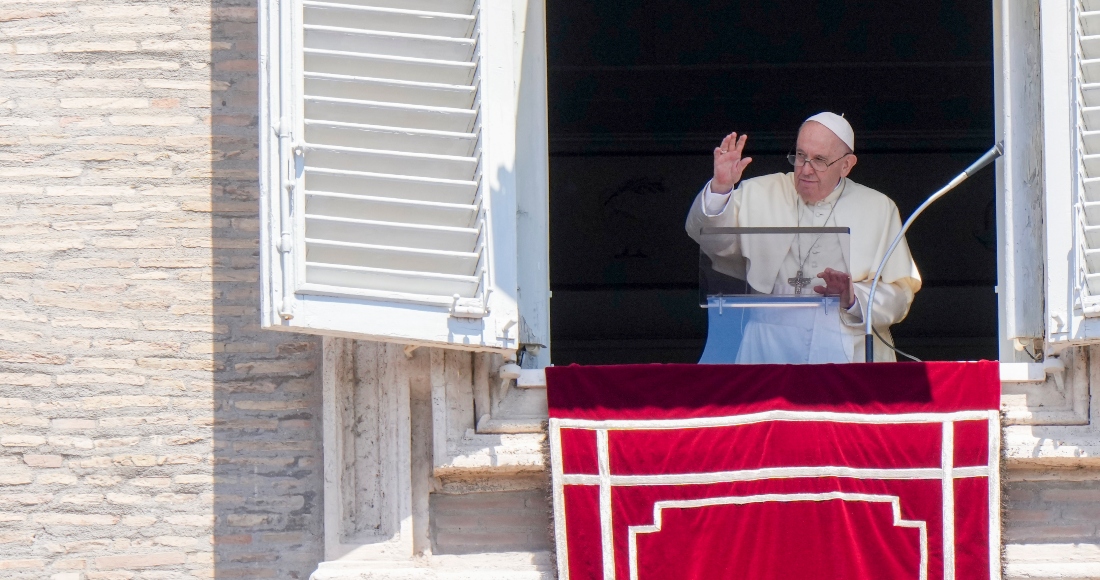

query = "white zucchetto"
[805, 112, 855, 152]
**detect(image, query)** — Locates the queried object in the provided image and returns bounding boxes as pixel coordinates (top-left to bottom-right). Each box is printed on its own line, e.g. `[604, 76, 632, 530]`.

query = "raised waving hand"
[712, 132, 753, 194]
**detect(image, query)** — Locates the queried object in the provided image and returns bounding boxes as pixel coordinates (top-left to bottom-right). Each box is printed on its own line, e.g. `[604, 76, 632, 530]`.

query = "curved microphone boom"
[863, 143, 1004, 363]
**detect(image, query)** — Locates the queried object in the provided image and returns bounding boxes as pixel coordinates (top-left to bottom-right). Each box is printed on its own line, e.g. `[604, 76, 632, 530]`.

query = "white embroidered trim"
[626, 493, 928, 580]
[560, 465, 989, 487]
[942, 421, 956, 580]
[549, 418, 571, 580]
[597, 429, 614, 580]
[554, 410, 991, 430]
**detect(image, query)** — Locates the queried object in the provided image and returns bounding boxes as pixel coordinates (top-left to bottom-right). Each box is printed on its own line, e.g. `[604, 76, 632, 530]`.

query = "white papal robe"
[686, 172, 922, 362]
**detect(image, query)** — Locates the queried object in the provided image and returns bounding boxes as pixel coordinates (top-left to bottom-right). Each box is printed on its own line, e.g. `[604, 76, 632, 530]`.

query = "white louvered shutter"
[260, 0, 537, 353]
[1075, 3, 1100, 319]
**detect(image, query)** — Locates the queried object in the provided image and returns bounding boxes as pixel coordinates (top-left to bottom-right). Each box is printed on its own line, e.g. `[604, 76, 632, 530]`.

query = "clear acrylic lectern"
[697, 227, 853, 364]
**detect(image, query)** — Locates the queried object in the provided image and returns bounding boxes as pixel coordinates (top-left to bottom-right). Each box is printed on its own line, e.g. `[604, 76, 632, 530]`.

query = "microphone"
[863, 143, 1004, 363]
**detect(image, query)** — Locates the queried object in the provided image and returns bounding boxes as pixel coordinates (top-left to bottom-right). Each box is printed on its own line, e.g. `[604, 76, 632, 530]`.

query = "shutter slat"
[1085, 224, 1100, 251]
[1083, 153, 1100, 178]
[306, 263, 479, 296]
[305, 215, 479, 252]
[304, 145, 477, 180]
[305, 73, 475, 108]
[305, 191, 477, 227]
[304, 26, 475, 62]
[303, 2, 475, 38]
[1084, 130, 1100, 155]
[1085, 244, 1100, 285]
[1082, 58, 1100, 84]
[1084, 11, 1100, 36]
[303, 168, 477, 205]
[1086, 272, 1100, 295]
[1083, 36, 1100, 61]
[1082, 106, 1100, 132]
[1082, 82, 1100, 109]
[1083, 177, 1100, 203]
[306, 239, 479, 275]
[304, 120, 478, 156]
[304, 50, 476, 85]
[305, 97, 475, 133]
[1084, 200, 1100, 224]
[321, 0, 475, 14]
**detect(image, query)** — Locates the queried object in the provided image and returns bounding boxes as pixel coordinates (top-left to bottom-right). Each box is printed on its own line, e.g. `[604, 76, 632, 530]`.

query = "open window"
[547, 2, 1001, 365]
[259, 0, 550, 362]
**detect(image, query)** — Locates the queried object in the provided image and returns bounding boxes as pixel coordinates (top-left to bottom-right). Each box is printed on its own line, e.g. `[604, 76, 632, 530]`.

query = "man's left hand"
[814, 268, 855, 309]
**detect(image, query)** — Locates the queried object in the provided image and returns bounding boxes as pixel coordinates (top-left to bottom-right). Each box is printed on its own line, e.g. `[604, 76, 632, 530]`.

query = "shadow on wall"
[211, 1, 325, 577]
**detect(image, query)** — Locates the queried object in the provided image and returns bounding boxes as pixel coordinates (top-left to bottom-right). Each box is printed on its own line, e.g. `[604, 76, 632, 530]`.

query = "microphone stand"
[863, 143, 1004, 363]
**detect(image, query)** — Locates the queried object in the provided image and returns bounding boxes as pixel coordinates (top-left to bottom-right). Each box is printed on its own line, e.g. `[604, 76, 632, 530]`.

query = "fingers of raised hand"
[733, 133, 748, 157]
[719, 132, 745, 155]
[719, 133, 735, 154]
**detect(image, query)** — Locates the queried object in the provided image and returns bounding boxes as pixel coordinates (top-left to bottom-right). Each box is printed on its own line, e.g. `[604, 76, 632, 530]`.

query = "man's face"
[793, 121, 856, 203]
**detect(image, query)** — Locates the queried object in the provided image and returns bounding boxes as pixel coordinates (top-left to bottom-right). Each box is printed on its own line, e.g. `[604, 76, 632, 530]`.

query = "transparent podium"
[697, 227, 853, 364]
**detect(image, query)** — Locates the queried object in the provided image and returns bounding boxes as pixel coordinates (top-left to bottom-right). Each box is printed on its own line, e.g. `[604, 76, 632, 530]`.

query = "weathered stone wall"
[1003, 470, 1100, 578]
[0, 1, 325, 578]
[1007, 475, 1100, 543]
[430, 490, 550, 556]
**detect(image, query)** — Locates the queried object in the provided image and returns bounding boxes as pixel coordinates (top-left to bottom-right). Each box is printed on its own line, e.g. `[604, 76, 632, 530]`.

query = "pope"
[685, 112, 922, 362]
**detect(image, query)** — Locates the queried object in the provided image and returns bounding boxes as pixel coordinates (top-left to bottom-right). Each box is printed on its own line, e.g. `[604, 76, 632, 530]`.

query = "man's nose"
[799, 162, 815, 176]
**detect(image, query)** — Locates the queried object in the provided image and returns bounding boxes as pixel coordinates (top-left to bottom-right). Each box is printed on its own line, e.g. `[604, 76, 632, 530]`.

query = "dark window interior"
[547, 1, 997, 365]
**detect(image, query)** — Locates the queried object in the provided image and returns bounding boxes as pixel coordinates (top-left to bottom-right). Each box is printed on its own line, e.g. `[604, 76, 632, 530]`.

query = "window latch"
[450, 294, 490, 319]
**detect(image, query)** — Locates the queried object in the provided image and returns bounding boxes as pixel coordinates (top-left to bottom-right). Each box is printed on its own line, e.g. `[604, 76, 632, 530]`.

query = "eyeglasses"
[787, 152, 850, 172]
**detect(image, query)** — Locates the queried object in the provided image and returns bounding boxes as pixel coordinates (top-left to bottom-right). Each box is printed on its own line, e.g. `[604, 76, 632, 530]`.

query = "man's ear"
[840, 153, 857, 177]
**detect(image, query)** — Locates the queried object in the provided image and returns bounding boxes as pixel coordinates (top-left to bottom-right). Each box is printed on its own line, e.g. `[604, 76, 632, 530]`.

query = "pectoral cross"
[788, 270, 812, 295]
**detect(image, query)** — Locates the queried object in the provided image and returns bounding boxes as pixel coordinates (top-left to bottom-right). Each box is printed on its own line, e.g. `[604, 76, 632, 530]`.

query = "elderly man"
[685, 112, 921, 362]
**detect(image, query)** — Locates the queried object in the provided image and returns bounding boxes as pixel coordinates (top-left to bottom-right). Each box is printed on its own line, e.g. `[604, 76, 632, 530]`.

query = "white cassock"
[686, 172, 922, 362]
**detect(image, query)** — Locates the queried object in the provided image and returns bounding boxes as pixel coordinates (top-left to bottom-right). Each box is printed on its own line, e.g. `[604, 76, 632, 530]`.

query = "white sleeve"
[686, 179, 742, 248]
[841, 280, 916, 329]
[702, 179, 734, 216]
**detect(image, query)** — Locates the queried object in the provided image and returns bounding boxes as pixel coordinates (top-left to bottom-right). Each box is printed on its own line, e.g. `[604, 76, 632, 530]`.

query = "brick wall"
[1005, 474, 1100, 543]
[0, 1, 324, 578]
[430, 490, 551, 556]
